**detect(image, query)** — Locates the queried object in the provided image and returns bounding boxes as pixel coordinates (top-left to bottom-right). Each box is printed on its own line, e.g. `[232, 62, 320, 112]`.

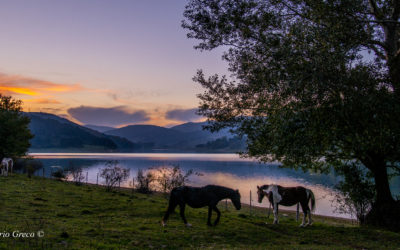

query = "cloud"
[165, 108, 202, 122]
[23, 98, 61, 104]
[0, 72, 83, 96]
[67, 105, 150, 127]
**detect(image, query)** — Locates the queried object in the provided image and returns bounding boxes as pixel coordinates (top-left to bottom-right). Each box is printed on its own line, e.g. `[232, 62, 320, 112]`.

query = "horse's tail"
[307, 189, 316, 212]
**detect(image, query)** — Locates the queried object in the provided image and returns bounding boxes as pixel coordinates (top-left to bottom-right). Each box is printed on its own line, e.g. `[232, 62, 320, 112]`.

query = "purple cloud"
[68, 105, 150, 127]
[165, 108, 202, 122]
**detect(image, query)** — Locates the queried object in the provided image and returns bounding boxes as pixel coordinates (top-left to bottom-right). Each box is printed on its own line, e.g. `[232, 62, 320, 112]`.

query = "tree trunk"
[388, 55, 400, 100]
[363, 156, 400, 231]
[371, 165, 394, 205]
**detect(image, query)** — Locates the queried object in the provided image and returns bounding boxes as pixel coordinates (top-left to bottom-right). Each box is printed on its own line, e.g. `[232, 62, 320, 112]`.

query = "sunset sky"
[0, 0, 229, 127]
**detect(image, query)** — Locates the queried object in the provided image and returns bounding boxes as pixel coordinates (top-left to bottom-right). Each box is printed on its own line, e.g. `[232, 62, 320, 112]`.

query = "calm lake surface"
[31, 153, 347, 218]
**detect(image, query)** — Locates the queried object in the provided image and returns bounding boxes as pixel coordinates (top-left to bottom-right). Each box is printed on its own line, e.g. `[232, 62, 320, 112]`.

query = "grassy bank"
[0, 174, 399, 249]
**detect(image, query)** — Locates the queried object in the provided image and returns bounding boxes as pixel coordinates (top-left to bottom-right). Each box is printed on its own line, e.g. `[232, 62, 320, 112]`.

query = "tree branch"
[392, 0, 400, 21]
[358, 19, 400, 25]
[388, 164, 400, 173]
[369, 0, 382, 21]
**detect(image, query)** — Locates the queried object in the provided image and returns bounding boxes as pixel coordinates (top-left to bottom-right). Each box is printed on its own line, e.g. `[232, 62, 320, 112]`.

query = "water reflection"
[31, 153, 345, 218]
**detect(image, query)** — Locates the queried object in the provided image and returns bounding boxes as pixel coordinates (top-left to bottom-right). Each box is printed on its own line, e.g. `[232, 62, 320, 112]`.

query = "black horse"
[257, 184, 315, 227]
[162, 185, 241, 227]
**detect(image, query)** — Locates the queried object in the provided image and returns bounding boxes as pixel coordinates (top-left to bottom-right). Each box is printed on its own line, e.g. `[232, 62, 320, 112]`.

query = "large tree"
[0, 94, 33, 159]
[183, 0, 400, 229]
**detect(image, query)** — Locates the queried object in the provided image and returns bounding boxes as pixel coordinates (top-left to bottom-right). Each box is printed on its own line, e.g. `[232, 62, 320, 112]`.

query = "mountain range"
[26, 112, 245, 153]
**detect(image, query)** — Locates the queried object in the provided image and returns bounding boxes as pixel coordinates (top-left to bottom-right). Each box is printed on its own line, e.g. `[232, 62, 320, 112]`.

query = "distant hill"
[170, 122, 206, 133]
[104, 122, 244, 151]
[85, 124, 115, 133]
[25, 112, 245, 152]
[26, 112, 136, 152]
[195, 136, 247, 152]
[104, 125, 184, 148]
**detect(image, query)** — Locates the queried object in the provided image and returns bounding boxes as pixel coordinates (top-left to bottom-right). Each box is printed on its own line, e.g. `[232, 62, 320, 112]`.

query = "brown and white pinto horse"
[257, 184, 315, 227]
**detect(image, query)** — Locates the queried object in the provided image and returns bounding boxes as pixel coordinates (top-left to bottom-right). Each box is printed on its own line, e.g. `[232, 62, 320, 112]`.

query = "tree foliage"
[152, 165, 194, 193]
[65, 162, 85, 185]
[333, 163, 376, 224]
[183, 0, 400, 229]
[135, 169, 154, 193]
[0, 94, 33, 159]
[100, 161, 130, 191]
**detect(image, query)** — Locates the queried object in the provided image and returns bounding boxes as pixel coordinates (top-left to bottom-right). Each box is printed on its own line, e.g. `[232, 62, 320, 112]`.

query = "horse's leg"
[207, 206, 213, 226]
[299, 202, 308, 227]
[179, 204, 191, 227]
[212, 206, 221, 226]
[273, 203, 279, 224]
[162, 197, 178, 226]
[307, 206, 313, 226]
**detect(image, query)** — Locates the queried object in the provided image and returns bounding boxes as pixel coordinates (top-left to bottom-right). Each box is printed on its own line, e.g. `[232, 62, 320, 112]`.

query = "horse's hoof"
[161, 221, 166, 227]
[185, 223, 192, 227]
[299, 224, 305, 227]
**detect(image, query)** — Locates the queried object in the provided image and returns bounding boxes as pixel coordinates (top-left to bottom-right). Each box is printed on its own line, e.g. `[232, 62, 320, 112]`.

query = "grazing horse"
[1, 158, 13, 176]
[257, 184, 315, 227]
[162, 185, 241, 227]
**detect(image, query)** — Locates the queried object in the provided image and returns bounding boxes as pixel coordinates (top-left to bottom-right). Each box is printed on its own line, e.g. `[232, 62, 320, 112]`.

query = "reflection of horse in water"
[1, 158, 13, 176]
[162, 185, 241, 227]
[257, 184, 315, 227]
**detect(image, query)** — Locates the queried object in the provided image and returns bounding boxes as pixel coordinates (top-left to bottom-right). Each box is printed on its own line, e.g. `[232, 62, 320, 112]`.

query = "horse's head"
[257, 185, 267, 203]
[231, 189, 241, 210]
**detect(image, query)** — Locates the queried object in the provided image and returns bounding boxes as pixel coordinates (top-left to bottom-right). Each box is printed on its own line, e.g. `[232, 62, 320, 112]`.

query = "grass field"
[0, 174, 399, 249]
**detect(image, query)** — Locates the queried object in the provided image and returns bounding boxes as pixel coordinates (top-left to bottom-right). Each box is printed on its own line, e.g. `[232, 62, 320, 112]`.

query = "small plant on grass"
[152, 165, 195, 193]
[15, 157, 43, 177]
[51, 168, 66, 180]
[333, 163, 376, 224]
[135, 169, 154, 194]
[100, 161, 130, 191]
[65, 162, 85, 185]
[26, 164, 35, 178]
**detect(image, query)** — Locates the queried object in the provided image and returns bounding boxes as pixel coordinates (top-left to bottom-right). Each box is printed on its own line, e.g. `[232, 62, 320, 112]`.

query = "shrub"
[100, 161, 130, 191]
[333, 163, 376, 224]
[135, 169, 154, 194]
[14, 158, 43, 177]
[51, 168, 66, 180]
[65, 162, 85, 185]
[152, 165, 194, 193]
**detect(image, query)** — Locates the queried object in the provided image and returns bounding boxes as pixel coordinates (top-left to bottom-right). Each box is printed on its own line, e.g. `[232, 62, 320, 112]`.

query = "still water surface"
[30, 153, 346, 218]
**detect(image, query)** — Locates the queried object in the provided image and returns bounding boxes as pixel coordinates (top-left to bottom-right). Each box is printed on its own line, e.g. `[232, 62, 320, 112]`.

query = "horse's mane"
[259, 184, 269, 190]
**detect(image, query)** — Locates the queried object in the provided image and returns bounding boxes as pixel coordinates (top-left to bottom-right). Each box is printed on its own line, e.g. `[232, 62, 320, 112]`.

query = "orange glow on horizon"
[0, 86, 38, 96]
[22, 98, 61, 104]
[43, 83, 83, 92]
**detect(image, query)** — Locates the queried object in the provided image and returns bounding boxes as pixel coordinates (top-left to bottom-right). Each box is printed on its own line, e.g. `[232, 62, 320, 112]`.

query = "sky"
[0, 0, 229, 127]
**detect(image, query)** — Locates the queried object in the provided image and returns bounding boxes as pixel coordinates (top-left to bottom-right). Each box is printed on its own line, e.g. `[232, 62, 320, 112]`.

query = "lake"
[30, 153, 347, 218]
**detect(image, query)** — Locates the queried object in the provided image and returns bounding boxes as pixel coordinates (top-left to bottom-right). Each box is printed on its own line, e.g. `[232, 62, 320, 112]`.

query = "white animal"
[263, 185, 282, 224]
[1, 158, 13, 176]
